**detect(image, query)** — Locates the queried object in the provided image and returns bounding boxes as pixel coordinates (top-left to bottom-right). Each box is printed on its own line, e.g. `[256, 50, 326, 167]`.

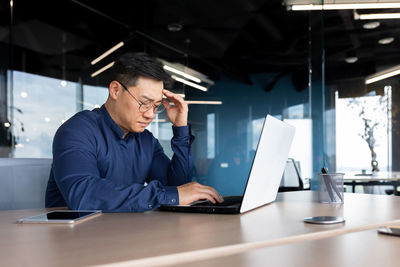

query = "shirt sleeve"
[147, 125, 194, 191]
[52, 118, 179, 212]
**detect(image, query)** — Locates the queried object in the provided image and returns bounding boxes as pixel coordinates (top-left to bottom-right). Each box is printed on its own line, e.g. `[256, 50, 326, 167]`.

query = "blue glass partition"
[187, 74, 312, 195]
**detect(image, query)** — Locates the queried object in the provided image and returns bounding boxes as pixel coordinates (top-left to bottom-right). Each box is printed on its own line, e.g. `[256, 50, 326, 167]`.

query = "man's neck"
[104, 101, 130, 138]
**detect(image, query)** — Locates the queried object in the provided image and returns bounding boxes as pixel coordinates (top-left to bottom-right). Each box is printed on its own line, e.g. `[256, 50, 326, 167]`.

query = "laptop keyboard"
[191, 196, 243, 207]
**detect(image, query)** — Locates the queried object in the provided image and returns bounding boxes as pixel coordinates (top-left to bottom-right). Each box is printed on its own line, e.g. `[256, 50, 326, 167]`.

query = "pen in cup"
[320, 167, 344, 203]
[321, 167, 335, 202]
[318, 167, 344, 203]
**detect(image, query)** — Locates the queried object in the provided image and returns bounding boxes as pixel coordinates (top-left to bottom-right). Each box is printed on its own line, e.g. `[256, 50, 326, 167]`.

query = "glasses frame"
[116, 80, 165, 114]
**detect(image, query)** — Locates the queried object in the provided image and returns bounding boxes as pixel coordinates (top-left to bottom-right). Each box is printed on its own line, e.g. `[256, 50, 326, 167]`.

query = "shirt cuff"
[172, 125, 190, 137]
[172, 124, 195, 144]
[162, 186, 179, 205]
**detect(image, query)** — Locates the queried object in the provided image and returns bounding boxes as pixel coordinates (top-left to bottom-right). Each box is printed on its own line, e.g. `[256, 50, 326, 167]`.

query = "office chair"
[278, 158, 304, 192]
[0, 158, 52, 210]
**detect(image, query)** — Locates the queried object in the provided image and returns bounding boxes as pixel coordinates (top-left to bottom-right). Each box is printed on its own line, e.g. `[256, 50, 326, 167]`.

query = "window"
[11, 71, 77, 158]
[10, 71, 109, 158]
[336, 89, 391, 172]
[83, 85, 108, 110]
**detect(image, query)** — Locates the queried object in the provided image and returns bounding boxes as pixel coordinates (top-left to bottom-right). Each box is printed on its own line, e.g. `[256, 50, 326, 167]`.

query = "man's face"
[114, 76, 163, 133]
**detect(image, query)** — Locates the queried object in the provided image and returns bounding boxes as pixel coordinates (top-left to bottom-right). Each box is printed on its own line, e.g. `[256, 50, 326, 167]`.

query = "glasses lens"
[155, 104, 165, 114]
[139, 103, 165, 114]
[139, 104, 152, 113]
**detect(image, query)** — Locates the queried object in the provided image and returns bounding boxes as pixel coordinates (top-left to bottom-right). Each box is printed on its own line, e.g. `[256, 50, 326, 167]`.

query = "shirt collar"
[100, 104, 126, 140]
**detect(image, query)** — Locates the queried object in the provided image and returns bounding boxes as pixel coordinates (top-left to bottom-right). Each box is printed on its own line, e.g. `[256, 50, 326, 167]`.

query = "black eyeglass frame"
[116, 80, 165, 114]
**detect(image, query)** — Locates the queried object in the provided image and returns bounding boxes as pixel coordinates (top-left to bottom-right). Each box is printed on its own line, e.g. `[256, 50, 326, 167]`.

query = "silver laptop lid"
[240, 115, 295, 213]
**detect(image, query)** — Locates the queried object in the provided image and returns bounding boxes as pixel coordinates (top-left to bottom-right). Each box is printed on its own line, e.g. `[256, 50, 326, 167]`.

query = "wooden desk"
[344, 171, 400, 194]
[1, 192, 400, 267]
[173, 229, 400, 267]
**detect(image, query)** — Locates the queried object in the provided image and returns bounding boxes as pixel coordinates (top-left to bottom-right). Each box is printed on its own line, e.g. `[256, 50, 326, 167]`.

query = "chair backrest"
[0, 158, 52, 210]
[279, 158, 303, 192]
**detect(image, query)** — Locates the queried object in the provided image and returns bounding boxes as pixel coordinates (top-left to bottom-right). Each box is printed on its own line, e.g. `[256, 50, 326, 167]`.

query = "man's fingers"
[197, 188, 223, 203]
[197, 193, 217, 204]
[196, 184, 224, 203]
[177, 182, 223, 205]
[198, 184, 223, 197]
[162, 98, 171, 110]
[163, 89, 186, 107]
[162, 89, 176, 101]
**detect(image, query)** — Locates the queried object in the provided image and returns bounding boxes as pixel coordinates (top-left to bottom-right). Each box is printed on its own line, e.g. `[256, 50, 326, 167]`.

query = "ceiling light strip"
[163, 65, 201, 83]
[151, 119, 167, 123]
[171, 75, 208, 91]
[365, 64, 400, 84]
[91, 42, 124, 65]
[359, 13, 400, 20]
[291, 3, 400, 11]
[91, 62, 115, 78]
[186, 100, 223, 105]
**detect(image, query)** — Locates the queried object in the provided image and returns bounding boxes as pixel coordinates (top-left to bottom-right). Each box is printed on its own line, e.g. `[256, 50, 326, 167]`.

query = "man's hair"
[110, 52, 170, 87]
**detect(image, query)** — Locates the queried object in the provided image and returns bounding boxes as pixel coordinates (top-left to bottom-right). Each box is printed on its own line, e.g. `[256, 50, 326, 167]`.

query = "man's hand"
[177, 182, 224, 205]
[162, 89, 188, 127]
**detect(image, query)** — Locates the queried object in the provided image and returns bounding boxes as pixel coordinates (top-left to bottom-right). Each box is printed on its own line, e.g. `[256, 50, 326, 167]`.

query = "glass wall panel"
[0, 1, 317, 197]
[83, 85, 108, 110]
[187, 73, 312, 195]
[301, 1, 400, 194]
[0, 1, 113, 158]
[11, 71, 77, 158]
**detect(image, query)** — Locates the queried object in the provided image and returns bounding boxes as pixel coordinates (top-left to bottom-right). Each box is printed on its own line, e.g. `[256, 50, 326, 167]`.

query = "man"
[45, 52, 223, 212]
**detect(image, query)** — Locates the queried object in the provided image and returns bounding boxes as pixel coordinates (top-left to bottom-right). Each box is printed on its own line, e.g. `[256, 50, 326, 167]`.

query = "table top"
[172, 228, 400, 267]
[343, 171, 400, 181]
[2, 191, 400, 267]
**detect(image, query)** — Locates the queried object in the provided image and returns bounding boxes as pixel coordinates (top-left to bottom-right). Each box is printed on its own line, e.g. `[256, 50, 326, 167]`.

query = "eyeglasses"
[116, 80, 165, 114]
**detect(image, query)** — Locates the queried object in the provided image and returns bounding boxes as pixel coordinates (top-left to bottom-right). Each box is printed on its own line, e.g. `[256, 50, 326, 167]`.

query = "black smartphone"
[377, 226, 400, 237]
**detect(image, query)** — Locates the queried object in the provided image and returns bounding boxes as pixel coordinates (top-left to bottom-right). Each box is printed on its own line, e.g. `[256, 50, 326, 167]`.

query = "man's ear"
[108, 81, 121, 100]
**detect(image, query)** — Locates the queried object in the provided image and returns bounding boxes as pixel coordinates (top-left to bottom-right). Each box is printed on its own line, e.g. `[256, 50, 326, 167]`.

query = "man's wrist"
[173, 123, 187, 127]
[173, 119, 187, 127]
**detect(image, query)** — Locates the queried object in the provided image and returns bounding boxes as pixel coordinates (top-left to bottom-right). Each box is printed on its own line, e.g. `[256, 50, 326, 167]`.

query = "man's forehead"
[140, 94, 163, 103]
[134, 77, 163, 102]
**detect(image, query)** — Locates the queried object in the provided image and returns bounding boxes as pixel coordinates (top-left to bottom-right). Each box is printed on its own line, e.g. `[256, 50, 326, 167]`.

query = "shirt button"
[171, 198, 176, 203]
[148, 204, 152, 209]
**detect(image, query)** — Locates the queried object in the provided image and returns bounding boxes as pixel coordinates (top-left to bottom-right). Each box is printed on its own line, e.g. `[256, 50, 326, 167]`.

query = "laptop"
[159, 115, 296, 214]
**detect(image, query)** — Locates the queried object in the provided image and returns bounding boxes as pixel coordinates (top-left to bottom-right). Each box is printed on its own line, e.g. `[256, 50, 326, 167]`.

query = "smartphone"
[17, 210, 102, 224]
[377, 226, 400, 237]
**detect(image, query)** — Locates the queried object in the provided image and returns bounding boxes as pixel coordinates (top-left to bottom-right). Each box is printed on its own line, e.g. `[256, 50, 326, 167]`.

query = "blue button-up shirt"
[45, 105, 193, 212]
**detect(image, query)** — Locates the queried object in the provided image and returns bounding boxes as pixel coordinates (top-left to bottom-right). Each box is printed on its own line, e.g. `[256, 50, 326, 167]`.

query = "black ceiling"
[1, 0, 400, 90]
